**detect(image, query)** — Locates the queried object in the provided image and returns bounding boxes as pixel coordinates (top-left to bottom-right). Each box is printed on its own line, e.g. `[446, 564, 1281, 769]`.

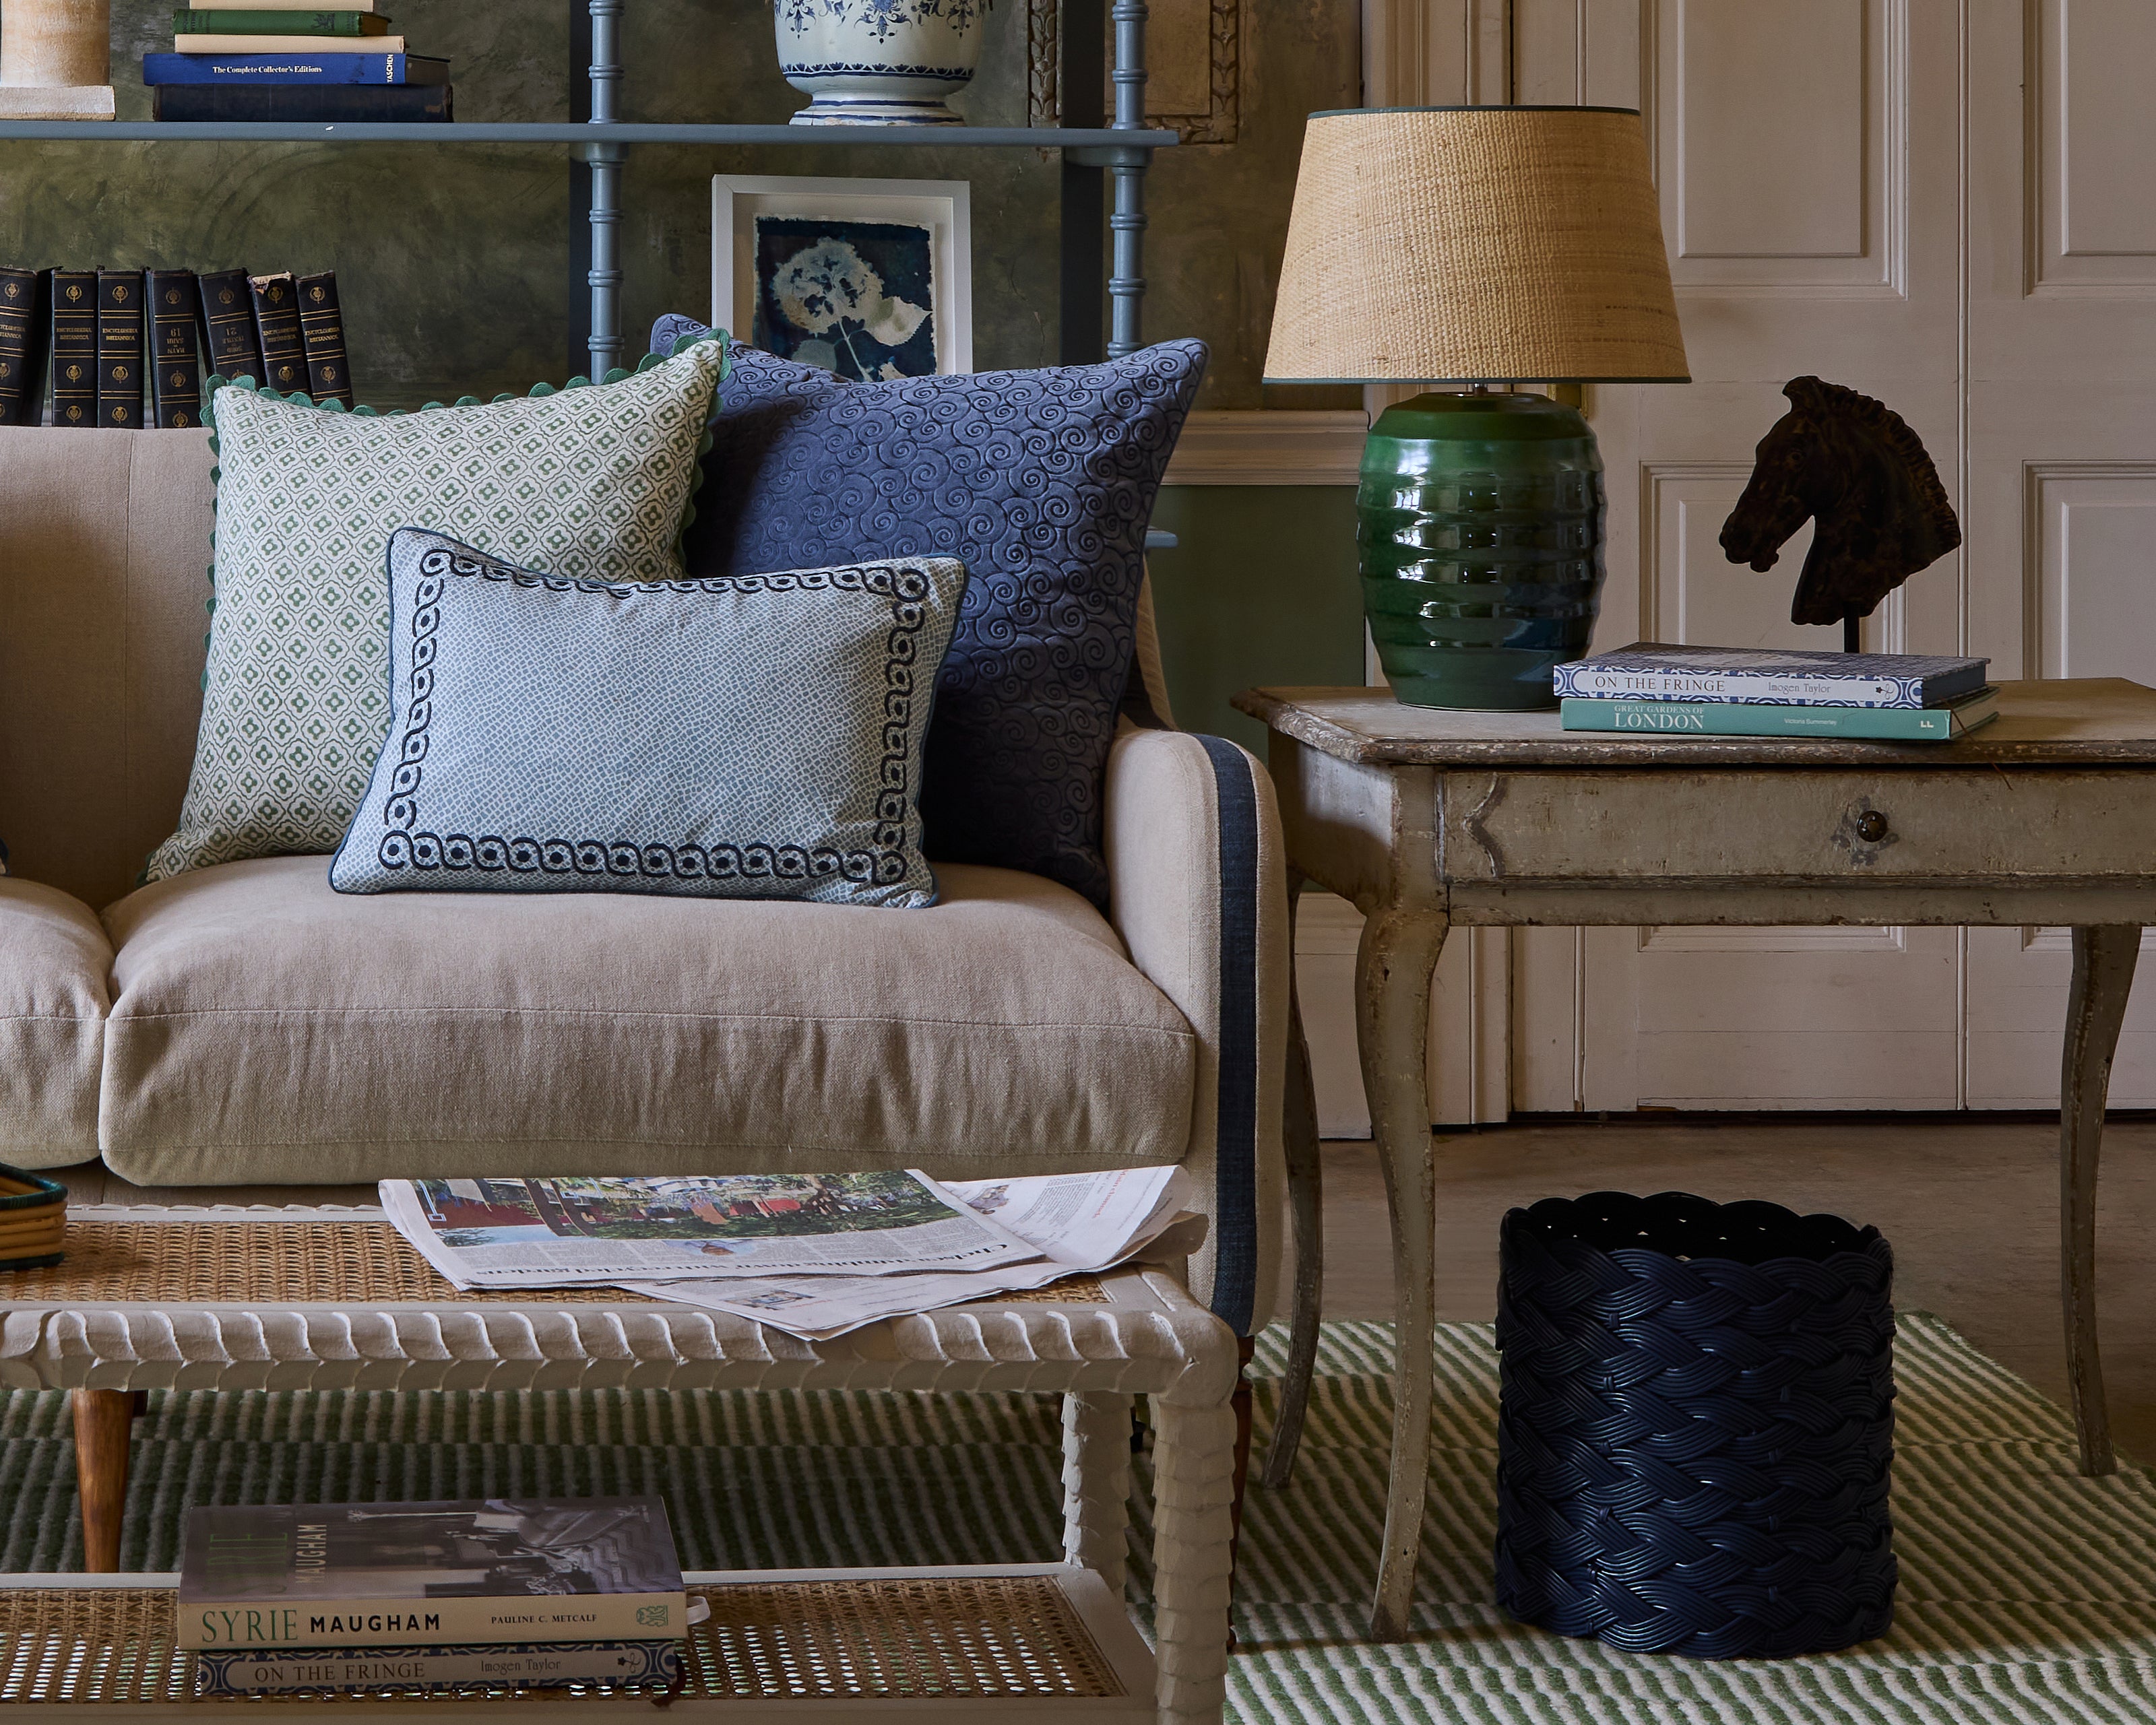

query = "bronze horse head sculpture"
[1720, 377, 1961, 628]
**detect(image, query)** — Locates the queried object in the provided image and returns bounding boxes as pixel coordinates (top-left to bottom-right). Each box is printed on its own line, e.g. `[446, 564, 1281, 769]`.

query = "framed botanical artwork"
[711, 176, 974, 379]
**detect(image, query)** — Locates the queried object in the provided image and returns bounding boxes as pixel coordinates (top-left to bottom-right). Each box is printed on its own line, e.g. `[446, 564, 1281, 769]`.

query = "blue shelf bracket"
[586, 0, 625, 379]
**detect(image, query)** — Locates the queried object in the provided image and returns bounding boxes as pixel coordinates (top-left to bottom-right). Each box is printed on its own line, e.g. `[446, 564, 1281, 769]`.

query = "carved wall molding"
[1029, 0, 1242, 145]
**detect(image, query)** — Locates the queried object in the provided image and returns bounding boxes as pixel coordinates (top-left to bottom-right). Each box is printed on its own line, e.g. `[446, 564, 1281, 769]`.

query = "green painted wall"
[0, 1, 1367, 738]
[1147, 485, 1363, 756]
[1, 0, 1361, 410]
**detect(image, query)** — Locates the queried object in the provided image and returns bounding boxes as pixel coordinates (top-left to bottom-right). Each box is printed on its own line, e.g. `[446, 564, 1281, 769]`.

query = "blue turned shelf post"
[1108, 0, 1148, 358]
[567, 0, 1150, 376]
[585, 0, 625, 381]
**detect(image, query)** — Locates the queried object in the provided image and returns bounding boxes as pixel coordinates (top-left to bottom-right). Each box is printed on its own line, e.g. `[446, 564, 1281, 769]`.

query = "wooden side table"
[1234, 678, 2156, 1641]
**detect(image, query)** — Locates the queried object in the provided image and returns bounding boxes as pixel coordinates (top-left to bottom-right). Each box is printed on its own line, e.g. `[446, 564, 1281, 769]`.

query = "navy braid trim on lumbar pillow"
[650, 318, 1205, 909]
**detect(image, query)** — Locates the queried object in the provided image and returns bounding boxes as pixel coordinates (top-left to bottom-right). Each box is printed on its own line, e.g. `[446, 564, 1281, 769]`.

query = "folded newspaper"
[379, 1169, 1199, 1338]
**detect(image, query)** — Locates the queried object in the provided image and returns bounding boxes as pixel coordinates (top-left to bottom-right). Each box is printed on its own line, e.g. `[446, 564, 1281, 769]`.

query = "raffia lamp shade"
[1263, 106, 1687, 385]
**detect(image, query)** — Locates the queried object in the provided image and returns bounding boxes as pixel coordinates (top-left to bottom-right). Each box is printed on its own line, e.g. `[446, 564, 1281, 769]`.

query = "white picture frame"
[711, 174, 974, 378]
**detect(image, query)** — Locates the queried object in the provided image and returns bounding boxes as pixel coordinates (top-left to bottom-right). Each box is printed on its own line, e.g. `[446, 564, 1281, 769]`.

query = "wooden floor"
[53, 1113, 2156, 1464]
[1306, 1114, 2156, 1466]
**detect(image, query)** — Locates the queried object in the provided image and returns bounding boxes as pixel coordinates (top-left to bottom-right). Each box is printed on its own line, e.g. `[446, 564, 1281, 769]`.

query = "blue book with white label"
[1551, 642, 1990, 709]
[143, 51, 447, 84]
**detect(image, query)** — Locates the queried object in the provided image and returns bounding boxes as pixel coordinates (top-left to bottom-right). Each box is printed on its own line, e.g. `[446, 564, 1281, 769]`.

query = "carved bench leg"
[1061, 1391, 1135, 1596]
[72, 1388, 146, 1573]
[1150, 1399, 1236, 1725]
[2061, 924, 2139, 1477]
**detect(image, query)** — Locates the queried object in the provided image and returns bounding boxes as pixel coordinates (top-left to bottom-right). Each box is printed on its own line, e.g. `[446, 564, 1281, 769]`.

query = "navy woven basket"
[1494, 1190, 1896, 1659]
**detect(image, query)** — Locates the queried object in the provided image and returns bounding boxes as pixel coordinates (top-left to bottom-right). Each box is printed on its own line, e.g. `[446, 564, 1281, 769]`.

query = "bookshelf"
[0, 1, 1173, 381]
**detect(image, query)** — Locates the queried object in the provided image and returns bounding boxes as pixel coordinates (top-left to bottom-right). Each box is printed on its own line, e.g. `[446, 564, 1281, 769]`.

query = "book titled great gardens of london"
[178, 1499, 685, 1651]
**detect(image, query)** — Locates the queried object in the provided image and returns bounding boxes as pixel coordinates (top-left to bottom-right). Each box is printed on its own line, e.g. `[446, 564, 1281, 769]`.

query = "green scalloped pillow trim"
[195, 331, 728, 663]
[156, 333, 727, 886]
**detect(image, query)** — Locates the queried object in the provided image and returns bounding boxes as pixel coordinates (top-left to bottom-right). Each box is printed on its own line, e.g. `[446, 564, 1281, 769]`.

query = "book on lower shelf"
[196, 266, 264, 383]
[95, 269, 145, 429]
[177, 1498, 687, 1653]
[296, 269, 353, 405]
[1552, 642, 1990, 709]
[46, 269, 97, 426]
[247, 270, 309, 394]
[0, 267, 49, 427]
[195, 1639, 684, 1697]
[1561, 686, 2001, 742]
[154, 82, 450, 120]
[148, 267, 203, 428]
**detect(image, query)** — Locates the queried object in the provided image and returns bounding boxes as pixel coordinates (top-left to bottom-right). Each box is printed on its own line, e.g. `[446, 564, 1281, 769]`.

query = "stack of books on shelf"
[1554, 643, 1998, 742]
[148, 0, 451, 123]
[180, 1498, 693, 1698]
[0, 263, 352, 427]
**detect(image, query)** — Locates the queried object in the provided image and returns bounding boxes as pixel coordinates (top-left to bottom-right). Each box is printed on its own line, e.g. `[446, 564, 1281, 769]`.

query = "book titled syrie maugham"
[1552, 642, 1990, 709]
[177, 1499, 685, 1651]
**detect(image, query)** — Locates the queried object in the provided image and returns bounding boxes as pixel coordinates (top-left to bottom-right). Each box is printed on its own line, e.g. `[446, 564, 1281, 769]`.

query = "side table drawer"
[1440, 769, 2156, 883]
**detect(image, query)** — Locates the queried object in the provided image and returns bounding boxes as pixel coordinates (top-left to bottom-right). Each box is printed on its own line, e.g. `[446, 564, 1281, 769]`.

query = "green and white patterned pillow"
[146, 339, 725, 882]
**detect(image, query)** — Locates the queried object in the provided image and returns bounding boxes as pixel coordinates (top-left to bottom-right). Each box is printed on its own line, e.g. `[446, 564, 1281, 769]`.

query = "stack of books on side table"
[1554, 643, 1998, 742]
[147, 0, 451, 123]
[181, 1498, 695, 1698]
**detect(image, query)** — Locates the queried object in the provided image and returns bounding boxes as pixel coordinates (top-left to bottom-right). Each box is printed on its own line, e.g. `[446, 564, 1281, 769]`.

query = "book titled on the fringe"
[1561, 686, 2000, 742]
[142, 51, 447, 84]
[195, 1639, 683, 1697]
[177, 1498, 685, 1651]
[1551, 642, 1990, 709]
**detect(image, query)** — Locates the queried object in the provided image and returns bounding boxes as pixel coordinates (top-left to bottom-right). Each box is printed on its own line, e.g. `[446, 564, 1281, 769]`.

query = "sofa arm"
[1103, 727, 1290, 1336]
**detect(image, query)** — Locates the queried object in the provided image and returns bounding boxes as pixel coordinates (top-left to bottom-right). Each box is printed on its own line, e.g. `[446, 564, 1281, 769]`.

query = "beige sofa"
[0, 428, 1290, 1335]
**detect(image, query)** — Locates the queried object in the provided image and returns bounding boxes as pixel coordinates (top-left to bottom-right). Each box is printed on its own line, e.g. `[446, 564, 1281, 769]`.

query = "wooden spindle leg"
[71, 1388, 142, 1573]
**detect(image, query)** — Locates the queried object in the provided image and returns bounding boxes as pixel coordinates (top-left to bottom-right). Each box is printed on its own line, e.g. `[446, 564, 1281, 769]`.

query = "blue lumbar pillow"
[651, 319, 1205, 909]
[330, 527, 968, 908]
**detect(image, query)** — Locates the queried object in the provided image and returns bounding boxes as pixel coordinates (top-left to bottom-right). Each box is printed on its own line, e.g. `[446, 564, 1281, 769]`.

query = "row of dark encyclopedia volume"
[181, 1497, 689, 1697]
[149, 2, 452, 122]
[0, 266, 351, 429]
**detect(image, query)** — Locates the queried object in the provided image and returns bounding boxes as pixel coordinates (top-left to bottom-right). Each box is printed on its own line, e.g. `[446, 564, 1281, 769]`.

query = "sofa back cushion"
[0, 427, 216, 908]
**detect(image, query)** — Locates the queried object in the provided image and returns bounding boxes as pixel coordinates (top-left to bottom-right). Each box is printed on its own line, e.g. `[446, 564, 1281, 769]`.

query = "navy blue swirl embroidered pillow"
[652, 321, 1205, 908]
[330, 528, 968, 908]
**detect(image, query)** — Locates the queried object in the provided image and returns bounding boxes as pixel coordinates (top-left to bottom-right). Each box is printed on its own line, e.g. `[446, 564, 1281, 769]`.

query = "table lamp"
[1264, 106, 1688, 710]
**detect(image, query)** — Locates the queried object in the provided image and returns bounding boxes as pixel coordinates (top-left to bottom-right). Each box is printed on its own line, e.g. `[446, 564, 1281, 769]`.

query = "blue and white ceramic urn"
[775, 0, 990, 127]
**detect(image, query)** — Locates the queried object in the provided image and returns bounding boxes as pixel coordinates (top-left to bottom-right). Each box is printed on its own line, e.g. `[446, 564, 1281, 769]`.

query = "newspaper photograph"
[614, 1167, 1203, 1338]
[379, 1173, 1042, 1289]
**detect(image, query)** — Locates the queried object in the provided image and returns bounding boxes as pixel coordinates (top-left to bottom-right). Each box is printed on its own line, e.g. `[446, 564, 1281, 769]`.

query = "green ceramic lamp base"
[1358, 391, 1608, 711]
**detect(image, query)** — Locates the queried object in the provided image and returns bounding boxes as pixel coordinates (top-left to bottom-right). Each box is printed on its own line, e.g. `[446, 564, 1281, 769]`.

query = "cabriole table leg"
[1263, 872, 1325, 1491]
[1357, 903, 1449, 1643]
[2060, 923, 2141, 1477]
[71, 1388, 144, 1572]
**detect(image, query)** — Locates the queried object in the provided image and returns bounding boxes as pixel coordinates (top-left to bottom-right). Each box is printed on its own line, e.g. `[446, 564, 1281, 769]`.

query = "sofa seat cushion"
[99, 855, 1197, 1187]
[1, 880, 111, 1167]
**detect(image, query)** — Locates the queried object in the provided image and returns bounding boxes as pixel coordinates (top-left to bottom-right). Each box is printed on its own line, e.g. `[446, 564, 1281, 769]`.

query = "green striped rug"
[0, 1313, 2150, 1722]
